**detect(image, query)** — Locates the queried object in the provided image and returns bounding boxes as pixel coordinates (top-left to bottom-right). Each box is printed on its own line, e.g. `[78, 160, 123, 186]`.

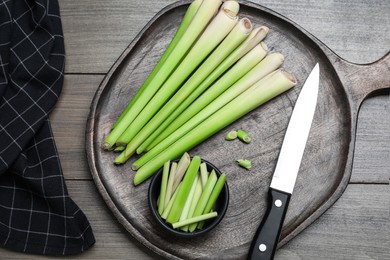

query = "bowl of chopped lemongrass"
[148, 153, 229, 237]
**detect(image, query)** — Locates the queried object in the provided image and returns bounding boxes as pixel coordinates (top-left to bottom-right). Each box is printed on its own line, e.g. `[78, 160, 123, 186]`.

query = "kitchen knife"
[248, 63, 320, 260]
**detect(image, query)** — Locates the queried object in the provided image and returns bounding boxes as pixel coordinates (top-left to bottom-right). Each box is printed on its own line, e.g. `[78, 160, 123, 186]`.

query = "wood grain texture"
[59, 0, 390, 73]
[0, 0, 388, 259]
[0, 182, 387, 259]
[84, 1, 389, 258]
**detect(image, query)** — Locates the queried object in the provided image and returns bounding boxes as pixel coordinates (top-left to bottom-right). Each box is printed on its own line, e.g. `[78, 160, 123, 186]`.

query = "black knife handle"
[247, 188, 291, 260]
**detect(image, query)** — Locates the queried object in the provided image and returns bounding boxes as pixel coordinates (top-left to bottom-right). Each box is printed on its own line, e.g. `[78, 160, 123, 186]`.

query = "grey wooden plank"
[0, 182, 387, 259]
[59, 0, 390, 73]
[276, 184, 390, 260]
[351, 95, 390, 183]
[50, 75, 104, 180]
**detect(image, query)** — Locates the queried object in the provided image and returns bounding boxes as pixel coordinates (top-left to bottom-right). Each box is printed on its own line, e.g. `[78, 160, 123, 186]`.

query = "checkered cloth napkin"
[0, 0, 95, 255]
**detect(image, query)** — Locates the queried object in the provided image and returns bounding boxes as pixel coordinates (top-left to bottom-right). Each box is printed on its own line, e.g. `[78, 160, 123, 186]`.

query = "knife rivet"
[275, 199, 282, 207]
[259, 244, 267, 252]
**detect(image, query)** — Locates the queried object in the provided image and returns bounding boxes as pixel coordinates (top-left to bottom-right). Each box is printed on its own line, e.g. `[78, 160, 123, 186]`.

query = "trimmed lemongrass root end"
[221, 0, 240, 17]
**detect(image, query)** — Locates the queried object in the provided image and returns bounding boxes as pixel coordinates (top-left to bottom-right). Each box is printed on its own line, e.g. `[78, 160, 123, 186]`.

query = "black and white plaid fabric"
[0, 0, 95, 255]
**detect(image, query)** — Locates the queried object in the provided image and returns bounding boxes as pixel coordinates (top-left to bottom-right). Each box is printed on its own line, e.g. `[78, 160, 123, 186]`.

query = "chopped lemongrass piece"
[143, 25, 269, 153]
[178, 174, 199, 227]
[164, 162, 177, 208]
[237, 159, 252, 170]
[188, 170, 218, 231]
[133, 69, 297, 184]
[197, 173, 226, 229]
[172, 152, 191, 192]
[158, 161, 170, 214]
[166, 156, 201, 224]
[132, 49, 283, 170]
[161, 182, 182, 219]
[225, 130, 237, 141]
[172, 212, 218, 229]
[126, 16, 251, 156]
[110, 0, 203, 131]
[181, 177, 203, 232]
[200, 163, 209, 188]
[237, 130, 252, 143]
[115, 2, 239, 153]
[103, 0, 222, 150]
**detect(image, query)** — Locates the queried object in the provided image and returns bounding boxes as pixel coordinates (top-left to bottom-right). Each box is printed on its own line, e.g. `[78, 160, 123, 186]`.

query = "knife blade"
[248, 63, 320, 260]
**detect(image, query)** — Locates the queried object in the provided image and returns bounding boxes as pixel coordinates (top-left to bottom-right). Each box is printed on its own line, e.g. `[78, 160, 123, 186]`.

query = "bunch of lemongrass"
[102, 0, 298, 185]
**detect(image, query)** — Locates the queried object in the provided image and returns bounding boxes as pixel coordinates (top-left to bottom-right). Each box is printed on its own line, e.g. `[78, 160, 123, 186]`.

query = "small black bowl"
[148, 158, 229, 237]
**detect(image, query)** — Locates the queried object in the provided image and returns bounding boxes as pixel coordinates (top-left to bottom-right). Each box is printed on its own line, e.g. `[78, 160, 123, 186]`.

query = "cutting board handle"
[331, 51, 390, 110]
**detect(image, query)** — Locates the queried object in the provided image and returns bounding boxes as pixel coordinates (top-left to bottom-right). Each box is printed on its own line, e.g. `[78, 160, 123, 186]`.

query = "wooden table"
[1, 0, 389, 259]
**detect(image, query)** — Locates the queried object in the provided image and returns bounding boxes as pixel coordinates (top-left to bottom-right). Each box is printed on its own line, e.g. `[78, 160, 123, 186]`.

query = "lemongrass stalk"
[111, 0, 203, 131]
[166, 156, 201, 223]
[164, 162, 177, 208]
[197, 173, 226, 229]
[237, 159, 252, 170]
[132, 50, 282, 170]
[172, 212, 218, 229]
[200, 163, 209, 188]
[225, 130, 237, 141]
[103, 0, 222, 150]
[158, 161, 170, 215]
[237, 130, 252, 143]
[161, 182, 182, 219]
[188, 170, 218, 231]
[133, 69, 297, 184]
[182, 177, 203, 231]
[178, 174, 199, 229]
[115, 3, 239, 152]
[172, 152, 191, 192]
[139, 25, 268, 154]
[123, 17, 250, 156]
[147, 48, 280, 152]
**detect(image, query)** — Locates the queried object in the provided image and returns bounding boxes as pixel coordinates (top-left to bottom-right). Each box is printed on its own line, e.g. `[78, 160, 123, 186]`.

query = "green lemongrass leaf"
[103, 0, 222, 150]
[158, 161, 170, 215]
[116, 2, 239, 155]
[161, 182, 182, 219]
[133, 45, 278, 169]
[237, 159, 252, 170]
[237, 130, 252, 143]
[164, 162, 177, 208]
[198, 173, 226, 229]
[172, 212, 218, 229]
[166, 156, 201, 223]
[143, 25, 268, 153]
[110, 0, 203, 131]
[133, 69, 297, 184]
[181, 177, 203, 232]
[188, 170, 218, 231]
